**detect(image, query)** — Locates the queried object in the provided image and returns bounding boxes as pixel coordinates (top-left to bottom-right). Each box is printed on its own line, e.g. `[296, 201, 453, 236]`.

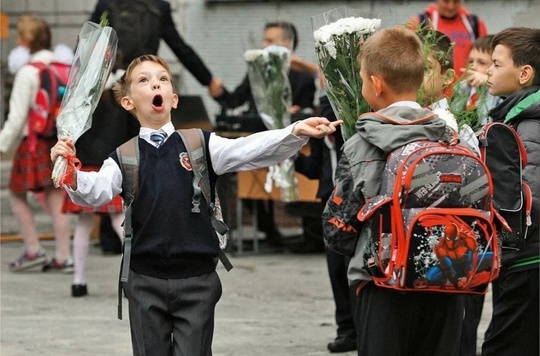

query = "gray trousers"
[125, 270, 222, 356]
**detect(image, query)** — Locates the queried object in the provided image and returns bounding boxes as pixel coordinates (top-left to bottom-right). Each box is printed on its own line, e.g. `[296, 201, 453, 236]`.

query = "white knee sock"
[72, 213, 95, 285]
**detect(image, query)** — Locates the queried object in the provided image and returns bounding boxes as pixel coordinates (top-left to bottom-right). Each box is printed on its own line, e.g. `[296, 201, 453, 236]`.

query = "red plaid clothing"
[8, 137, 56, 192]
[62, 166, 124, 214]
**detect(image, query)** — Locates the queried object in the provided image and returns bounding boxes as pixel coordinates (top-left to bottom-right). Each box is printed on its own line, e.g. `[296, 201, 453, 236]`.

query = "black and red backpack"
[357, 119, 508, 294]
[478, 122, 533, 249]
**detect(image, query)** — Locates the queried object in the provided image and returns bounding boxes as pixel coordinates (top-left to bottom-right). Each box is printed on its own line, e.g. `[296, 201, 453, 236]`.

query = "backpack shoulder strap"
[418, 12, 430, 27]
[467, 14, 480, 40]
[116, 136, 140, 208]
[115, 136, 138, 320]
[177, 129, 233, 271]
[176, 128, 210, 214]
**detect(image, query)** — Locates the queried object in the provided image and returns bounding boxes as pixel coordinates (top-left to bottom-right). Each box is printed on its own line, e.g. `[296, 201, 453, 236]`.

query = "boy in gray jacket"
[323, 27, 464, 355]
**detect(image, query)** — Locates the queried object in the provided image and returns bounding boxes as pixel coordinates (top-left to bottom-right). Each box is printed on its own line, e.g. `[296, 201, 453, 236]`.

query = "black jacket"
[90, 0, 213, 86]
[294, 95, 343, 201]
[215, 70, 316, 115]
[75, 90, 140, 166]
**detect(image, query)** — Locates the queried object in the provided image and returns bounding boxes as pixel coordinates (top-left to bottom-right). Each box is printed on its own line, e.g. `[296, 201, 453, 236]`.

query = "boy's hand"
[208, 78, 224, 98]
[293, 117, 343, 138]
[50, 136, 76, 163]
[462, 68, 489, 88]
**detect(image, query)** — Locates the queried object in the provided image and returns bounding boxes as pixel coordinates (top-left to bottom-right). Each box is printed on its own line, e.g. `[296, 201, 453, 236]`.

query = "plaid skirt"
[8, 137, 56, 192]
[62, 166, 124, 214]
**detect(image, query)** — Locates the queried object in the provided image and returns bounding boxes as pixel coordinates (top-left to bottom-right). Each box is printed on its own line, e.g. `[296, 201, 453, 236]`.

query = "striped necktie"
[150, 130, 167, 147]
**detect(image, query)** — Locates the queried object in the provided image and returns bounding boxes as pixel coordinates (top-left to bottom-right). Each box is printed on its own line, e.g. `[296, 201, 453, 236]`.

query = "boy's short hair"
[265, 21, 298, 50]
[360, 27, 425, 94]
[471, 35, 494, 54]
[417, 29, 454, 72]
[113, 54, 175, 104]
[492, 27, 540, 85]
[17, 15, 51, 54]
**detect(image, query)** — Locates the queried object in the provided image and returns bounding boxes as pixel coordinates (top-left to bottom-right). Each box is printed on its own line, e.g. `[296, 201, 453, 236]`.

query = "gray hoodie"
[322, 104, 449, 286]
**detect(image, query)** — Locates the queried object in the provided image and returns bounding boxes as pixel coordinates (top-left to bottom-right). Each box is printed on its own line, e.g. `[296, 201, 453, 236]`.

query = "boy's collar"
[388, 101, 422, 109]
[140, 121, 175, 137]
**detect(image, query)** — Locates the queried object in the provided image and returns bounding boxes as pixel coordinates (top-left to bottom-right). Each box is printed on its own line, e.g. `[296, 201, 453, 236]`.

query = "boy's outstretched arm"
[292, 117, 343, 138]
[50, 136, 78, 190]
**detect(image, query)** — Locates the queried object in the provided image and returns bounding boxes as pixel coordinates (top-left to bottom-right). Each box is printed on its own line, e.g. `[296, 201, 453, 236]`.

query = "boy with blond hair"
[322, 27, 464, 355]
[51, 54, 340, 356]
[482, 27, 539, 356]
[450, 35, 501, 129]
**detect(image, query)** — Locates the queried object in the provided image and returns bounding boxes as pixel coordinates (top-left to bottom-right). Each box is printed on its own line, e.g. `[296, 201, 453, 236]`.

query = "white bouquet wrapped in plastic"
[52, 21, 118, 187]
[244, 45, 292, 130]
[313, 7, 381, 140]
[244, 45, 298, 201]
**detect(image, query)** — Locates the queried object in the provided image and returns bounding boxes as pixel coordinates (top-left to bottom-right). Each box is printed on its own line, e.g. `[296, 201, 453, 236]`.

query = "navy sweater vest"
[111, 131, 219, 279]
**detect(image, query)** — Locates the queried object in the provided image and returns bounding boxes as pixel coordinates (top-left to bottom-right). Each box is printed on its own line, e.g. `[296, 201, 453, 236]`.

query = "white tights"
[72, 213, 124, 285]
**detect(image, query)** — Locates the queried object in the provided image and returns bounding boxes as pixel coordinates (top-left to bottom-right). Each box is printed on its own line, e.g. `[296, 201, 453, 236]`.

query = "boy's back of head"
[492, 27, 540, 86]
[360, 27, 425, 95]
[417, 29, 454, 73]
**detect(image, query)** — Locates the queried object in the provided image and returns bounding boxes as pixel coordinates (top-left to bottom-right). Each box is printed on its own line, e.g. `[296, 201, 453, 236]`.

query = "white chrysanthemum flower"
[325, 40, 337, 59]
[433, 108, 458, 131]
[459, 124, 481, 156]
[312, 14, 382, 141]
[266, 45, 290, 57]
[244, 49, 264, 62]
[313, 17, 381, 44]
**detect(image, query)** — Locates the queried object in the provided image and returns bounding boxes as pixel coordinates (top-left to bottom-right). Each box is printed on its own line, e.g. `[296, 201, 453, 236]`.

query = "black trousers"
[356, 283, 464, 356]
[125, 270, 222, 356]
[482, 267, 539, 356]
[459, 294, 485, 356]
[326, 250, 356, 340]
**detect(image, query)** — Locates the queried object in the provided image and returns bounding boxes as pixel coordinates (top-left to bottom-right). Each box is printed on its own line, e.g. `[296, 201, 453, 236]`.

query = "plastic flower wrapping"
[312, 7, 381, 141]
[245, 45, 292, 130]
[244, 45, 298, 201]
[52, 21, 118, 188]
[433, 108, 480, 156]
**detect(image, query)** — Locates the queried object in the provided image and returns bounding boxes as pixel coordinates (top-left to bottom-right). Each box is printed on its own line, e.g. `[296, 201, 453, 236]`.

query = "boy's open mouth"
[152, 95, 164, 111]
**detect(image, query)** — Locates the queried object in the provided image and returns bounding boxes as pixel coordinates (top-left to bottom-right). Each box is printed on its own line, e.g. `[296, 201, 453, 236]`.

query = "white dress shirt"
[66, 122, 308, 207]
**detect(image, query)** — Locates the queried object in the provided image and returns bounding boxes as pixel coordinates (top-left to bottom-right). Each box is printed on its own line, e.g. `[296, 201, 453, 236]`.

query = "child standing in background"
[450, 35, 501, 130]
[0, 15, 72, 273]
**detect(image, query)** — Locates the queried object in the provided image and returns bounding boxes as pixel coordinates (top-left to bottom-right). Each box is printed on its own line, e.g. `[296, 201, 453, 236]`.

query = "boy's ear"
[371, 75, 384, 96]
[519, 64, 534, 85]
[171, 93, 179, 109]
[121, 96, 134, 111]
[443, 68, 455, 86]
